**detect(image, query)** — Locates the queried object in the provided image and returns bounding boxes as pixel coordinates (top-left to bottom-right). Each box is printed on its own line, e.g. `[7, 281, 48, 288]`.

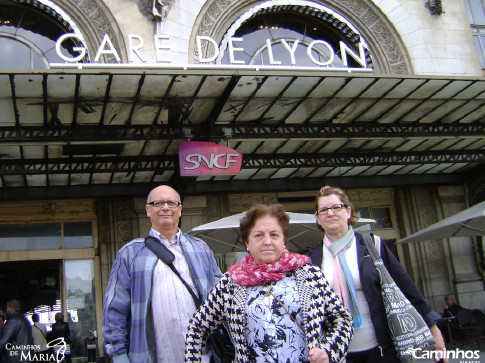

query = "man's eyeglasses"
[315, 203, 348, 216]
[147, 200, 181, 208]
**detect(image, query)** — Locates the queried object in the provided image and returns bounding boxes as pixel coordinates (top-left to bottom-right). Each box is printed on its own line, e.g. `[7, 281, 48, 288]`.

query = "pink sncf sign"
[178, 141, 243, 176]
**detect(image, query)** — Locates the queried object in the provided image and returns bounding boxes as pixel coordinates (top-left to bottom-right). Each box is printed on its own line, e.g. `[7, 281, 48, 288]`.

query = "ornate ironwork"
[0, 123, 483, 143]
[0, 150, 482, 175]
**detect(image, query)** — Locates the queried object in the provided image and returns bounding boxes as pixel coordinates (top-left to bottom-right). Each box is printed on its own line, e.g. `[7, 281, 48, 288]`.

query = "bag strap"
[34, 323, 46, 338]
[263, 284, 305, 334]
[145, 236, 201, 308]
[362, 234, 382, 263]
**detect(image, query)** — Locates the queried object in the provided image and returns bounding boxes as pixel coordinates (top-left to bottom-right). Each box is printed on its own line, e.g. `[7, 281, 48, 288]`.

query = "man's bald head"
[145, 185, 183, 237]
[147, 185, 181, 204]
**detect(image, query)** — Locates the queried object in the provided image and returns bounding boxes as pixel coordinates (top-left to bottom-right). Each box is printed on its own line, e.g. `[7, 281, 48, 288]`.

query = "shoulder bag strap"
[145, 236, 201, 308]
[33, 323, 46, 337]
[361, 234, 381, 264]
[266, 288, 305, 333]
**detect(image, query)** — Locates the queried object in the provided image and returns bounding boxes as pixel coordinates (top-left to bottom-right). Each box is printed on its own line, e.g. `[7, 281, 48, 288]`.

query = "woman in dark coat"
[51, 313, 72, 363]
[306, 186, 446, 363]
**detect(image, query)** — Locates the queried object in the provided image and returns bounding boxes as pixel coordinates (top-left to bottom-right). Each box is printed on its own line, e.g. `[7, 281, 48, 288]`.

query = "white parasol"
[189, 211, 376, 253]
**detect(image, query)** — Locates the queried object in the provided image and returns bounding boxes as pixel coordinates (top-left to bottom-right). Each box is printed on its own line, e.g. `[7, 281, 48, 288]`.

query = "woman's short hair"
[445, 294, 454, 301]
[55, 312, 63, 322]
[6, 299, 21, 311]
[314, 186, 359, 231]
[240, 204, 290, 244]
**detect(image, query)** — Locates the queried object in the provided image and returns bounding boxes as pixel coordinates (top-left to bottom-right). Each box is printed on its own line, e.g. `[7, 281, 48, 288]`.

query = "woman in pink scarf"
[185, 203, 352, 363]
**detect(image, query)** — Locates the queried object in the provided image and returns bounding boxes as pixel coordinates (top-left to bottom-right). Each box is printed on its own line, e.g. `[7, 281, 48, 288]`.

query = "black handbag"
[145, 236, 235, 363]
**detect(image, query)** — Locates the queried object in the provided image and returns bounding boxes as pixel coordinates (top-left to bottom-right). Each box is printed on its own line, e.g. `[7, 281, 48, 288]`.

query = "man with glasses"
[102, 185, 221, 363]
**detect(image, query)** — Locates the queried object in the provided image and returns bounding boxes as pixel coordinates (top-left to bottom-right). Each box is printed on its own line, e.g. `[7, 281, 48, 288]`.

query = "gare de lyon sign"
[52, 33, 370, 176]
[53, 33, 371, 70]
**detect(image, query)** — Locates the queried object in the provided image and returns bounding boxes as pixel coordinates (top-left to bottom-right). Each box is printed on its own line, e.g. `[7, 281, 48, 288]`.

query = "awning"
[0, 68, 483, 198]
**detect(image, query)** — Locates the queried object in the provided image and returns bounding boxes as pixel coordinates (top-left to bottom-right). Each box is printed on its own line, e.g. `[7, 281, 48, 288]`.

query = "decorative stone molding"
[0, 199, 96, 222]
[113, 198, 135, 249]
[190, 0, 412, 74]
[395, 186, 450, 304]
[10, 0, 126, 62]
[131, 0, 176, 21]
[228, 193, 278, 213]
[347, 188, 394, 206]
[152, 0, 176, 21]
[412, 188, 448, 276]
[60, 0, 127, 62]
[425, 0, 443, 15]
[468, 175, 485, 205]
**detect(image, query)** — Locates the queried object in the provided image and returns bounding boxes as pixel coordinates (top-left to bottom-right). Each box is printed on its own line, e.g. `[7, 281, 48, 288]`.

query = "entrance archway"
[190, 0, 412, 74]
[0, 0, 127, 64]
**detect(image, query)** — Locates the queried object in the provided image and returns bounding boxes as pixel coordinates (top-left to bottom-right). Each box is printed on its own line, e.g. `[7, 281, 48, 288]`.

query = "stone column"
[98, 197, 138, 295]
[180, 196, 209, 232]
[396, 185, 485, 311]
[438, 186, 485, 309]
[134, 197, 151, 236]
[397, 186, 454, 310]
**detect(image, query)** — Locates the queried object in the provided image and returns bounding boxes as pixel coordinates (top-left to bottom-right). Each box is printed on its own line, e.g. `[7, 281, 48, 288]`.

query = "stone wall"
[373, 0, 481, 75]
[98, 185, 485, 311]
[396, 185, 485, 311]
[97, 0, 482, 75]
[98, 197, 139, 295]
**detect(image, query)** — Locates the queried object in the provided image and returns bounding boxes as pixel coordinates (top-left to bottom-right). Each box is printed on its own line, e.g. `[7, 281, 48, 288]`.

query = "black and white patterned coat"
[185, 264, 353, 363]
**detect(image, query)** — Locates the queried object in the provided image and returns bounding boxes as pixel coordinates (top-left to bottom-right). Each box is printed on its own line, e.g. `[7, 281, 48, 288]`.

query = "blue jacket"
[102, 231, 222, 363]
[306, 232, 440, 351]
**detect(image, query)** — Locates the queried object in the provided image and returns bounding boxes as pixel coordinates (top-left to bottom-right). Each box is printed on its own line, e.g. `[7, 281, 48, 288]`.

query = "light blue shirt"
[150, 229, 211, 363]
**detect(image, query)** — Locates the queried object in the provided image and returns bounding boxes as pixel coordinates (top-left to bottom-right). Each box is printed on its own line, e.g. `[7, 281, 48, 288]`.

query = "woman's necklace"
[262, 280, 305, 333]
[262, 282, 274, 307]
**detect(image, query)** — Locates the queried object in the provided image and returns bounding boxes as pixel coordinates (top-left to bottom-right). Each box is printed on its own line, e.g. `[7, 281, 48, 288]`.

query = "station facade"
[0, 0, 484, 360]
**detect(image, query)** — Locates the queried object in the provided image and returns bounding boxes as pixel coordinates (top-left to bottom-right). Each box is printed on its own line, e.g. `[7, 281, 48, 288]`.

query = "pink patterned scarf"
[228, 249, 310, 286]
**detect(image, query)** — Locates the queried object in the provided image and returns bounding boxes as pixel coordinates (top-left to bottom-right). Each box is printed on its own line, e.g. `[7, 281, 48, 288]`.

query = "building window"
[0, 221, 93, 251]
[64, 222, 94, 249]
[356, 206, 393, 229]
[0, 2, 83, 69]
[218, 6, 371, 68]
[65, 259, 98, 358]
[464, 0, 485, 67]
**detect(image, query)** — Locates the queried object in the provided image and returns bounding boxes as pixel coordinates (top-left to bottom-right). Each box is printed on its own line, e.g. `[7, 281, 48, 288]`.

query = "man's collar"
[150, 227, 181, 245]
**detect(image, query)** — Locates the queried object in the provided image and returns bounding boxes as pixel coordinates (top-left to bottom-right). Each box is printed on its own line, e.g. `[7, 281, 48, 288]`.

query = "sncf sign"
[179, 142, 243, 176]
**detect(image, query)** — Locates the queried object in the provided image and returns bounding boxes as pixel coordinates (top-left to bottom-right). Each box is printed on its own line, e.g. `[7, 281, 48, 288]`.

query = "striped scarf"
[325, 227, 362, 328]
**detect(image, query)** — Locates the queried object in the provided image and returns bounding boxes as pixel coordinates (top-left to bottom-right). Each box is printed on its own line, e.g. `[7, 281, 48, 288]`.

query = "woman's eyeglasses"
[315, 203, 348, 216]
